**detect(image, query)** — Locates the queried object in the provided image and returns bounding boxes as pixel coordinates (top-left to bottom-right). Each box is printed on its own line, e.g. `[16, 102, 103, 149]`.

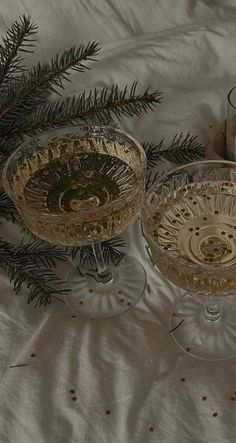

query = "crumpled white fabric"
[0, 1, 236, 442]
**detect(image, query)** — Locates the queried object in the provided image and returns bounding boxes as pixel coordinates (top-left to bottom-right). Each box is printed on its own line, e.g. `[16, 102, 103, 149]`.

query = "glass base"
[65, 255, 147, 319]
[170, 293, 236, 360]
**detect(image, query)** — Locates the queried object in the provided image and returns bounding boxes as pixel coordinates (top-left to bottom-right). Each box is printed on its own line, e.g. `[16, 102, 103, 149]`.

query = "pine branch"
[0, 41, 100, 126]
[0, 15, 38, 88]
[70, 236, 126, 269]
[145, 169, 163, 191]
[0, 237, 67, 306]
[0, 133, 24, 164]
[143, 132, 205, 168]
[163, 132, 206, 163]
[0, 188, 17, 222]
[142, 139, 164, 168]
[8, 83, 163, 134]
[100, 237, 126, 265]
[14, 240, 69, 269]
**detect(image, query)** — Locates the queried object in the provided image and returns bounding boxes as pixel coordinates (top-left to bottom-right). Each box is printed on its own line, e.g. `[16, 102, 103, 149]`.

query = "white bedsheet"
[0, 1, 236, 442]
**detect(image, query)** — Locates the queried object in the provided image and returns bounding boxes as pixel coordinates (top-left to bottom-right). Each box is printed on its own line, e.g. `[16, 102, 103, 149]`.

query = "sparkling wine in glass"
[2, 125, 147, 318]
[142, 160, 236, 360]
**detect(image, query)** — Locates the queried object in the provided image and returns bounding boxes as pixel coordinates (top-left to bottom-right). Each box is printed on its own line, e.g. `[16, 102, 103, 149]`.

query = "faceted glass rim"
[2, 124, 147, 218]
[142, 159, 236, 274]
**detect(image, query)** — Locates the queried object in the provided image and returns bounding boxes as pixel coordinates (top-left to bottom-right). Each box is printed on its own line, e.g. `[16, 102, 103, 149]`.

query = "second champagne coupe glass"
[143, 160, 236, 360]
[2, 125, 147, 318]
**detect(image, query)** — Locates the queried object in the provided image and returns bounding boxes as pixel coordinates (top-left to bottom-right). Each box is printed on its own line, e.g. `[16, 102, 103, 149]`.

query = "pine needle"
[0, 15, 38, 88]
[0, 237, 68, 306]
[70, 236, 126, 269]
[143, 132, 205, 169]
[6, 83, 163, 135]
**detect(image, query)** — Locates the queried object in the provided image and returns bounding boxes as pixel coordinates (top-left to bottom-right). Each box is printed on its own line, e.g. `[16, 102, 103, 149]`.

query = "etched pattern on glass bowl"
[2, 125, 147, 318]
[142, 160, 236, 360]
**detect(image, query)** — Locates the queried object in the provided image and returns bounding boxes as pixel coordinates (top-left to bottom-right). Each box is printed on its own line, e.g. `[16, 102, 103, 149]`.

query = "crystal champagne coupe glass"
[2, 125, 147, 318]
[142, 160, 236, 360]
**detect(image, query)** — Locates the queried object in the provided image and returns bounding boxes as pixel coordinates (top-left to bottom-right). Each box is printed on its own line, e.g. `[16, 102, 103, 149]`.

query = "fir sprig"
[14, 241, 69, 269]
[143, 132, 205, 169]
[10, 82, 163, 134]
[0, 187, 17, 222]
[144, 132, 206, 190]
[0, 15, 38, 88]
[70, 236, 126, 269]
[0, 237, 67, 306]
[0, 41, 101, 131]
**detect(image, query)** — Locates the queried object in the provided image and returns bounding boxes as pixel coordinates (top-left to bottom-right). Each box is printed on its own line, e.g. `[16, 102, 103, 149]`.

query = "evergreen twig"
[14, 241, 69, 268]
[0, 237, 67, 306]
[70, 236, 126, 269]
[6, 83, 163, 134]
[0, 187, 17, 222]
[0, 15, 38, 88]
[0, 41, 101, 130]
[143, 132, 205, 169]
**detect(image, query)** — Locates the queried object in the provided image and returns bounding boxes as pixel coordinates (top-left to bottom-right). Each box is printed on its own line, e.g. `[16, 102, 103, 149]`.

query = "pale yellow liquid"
[147, 182, 236, 294]
[15, 146, 143, 245]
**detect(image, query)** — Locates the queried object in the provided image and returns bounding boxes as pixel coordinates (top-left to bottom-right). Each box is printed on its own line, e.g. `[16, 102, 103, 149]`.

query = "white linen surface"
[1, 1, 236, 442]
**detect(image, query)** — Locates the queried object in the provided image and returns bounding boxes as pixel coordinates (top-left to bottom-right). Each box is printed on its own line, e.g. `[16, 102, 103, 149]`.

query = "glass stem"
[204, 294, 222, 322]
[92, 242, 113, 284]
